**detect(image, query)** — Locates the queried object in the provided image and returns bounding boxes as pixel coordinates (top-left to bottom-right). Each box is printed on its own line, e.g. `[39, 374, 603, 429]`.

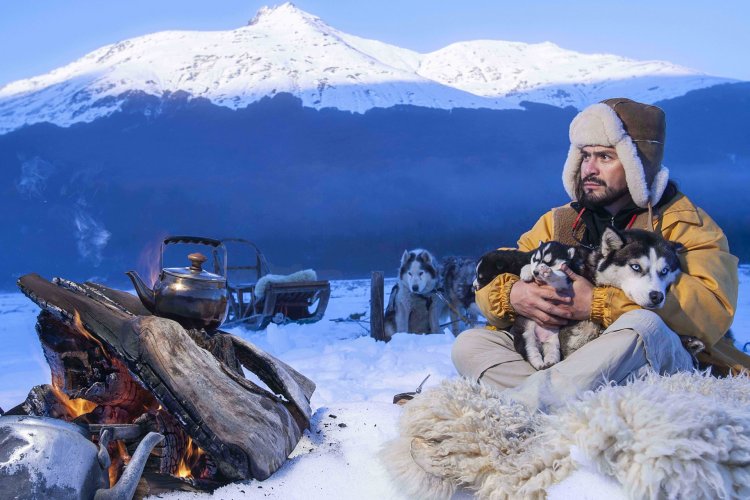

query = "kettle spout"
[94, 432, 164, 500]
[125, 271, 157, 314]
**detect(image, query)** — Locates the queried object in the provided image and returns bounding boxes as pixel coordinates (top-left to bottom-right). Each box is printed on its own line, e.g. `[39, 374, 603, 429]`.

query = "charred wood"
[16, 273, 316, 482]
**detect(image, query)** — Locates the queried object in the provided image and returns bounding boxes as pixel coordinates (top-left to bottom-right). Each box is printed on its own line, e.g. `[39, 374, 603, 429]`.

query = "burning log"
[14, 273, 315, 488]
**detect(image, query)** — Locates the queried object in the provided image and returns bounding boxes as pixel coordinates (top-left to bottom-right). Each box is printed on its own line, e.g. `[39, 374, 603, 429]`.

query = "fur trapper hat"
[562, 98, 668, 208]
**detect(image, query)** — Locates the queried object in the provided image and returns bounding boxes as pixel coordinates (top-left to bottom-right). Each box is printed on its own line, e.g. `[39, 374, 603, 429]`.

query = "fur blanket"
[381, 371, 750, 499]
[254, 269, 317, 299]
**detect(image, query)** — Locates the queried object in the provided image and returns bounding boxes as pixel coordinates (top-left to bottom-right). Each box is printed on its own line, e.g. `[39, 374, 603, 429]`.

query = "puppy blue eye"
[660, 267, 670, 275]
[630, 264, 641, 272]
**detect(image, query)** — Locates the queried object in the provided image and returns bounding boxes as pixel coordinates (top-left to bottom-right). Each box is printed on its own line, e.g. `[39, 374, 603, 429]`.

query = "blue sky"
[1, 0, 748, 86]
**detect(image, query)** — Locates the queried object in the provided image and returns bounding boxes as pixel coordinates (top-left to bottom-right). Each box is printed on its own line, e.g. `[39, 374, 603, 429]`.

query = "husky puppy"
[384, 249, 443, 338]
[441, 256, 479, 336]
[596, 227, 682, 309]
[560, 227, 683, 358]
[512, 242, 587, 369]
[476, 242, 588, 369]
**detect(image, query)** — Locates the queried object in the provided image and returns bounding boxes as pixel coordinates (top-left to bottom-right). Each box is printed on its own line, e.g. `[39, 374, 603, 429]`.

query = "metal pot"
[126, 236, 229, 330]
[0, 415, 163, 500]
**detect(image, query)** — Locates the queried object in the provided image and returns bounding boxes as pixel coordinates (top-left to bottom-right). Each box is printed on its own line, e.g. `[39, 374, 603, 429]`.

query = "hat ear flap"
[601, 227, 625, 258]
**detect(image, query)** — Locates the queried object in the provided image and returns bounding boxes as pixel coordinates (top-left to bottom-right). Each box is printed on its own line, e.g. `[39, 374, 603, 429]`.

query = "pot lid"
[163, 253, 225, 282]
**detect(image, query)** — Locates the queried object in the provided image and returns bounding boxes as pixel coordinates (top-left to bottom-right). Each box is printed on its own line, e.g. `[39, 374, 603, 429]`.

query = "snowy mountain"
[0, 2, 734, 134]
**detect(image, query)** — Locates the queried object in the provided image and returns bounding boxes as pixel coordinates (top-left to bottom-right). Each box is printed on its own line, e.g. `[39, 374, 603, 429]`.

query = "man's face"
[577, 145, 630, 209]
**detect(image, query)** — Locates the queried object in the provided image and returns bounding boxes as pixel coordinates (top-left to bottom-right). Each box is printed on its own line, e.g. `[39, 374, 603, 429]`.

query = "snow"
[1, 267, 749, 498]
[0, 2, 734, 134]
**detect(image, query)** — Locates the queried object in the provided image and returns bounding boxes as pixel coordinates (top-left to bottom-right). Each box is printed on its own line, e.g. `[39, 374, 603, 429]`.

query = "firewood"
[16, 273, 316, 481]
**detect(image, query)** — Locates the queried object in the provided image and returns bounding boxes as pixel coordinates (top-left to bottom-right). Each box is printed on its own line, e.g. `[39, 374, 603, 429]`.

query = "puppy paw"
[680, 335, 706, 356]
[520, 265, 534, 282]
[528, 359, 546, 370]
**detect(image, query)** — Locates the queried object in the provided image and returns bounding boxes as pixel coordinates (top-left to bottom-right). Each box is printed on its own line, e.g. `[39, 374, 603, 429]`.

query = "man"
[452, 98, 742, 412]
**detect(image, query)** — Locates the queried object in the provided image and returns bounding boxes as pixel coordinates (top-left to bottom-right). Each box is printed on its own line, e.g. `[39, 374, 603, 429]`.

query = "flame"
[176, 437, 206, 479]
[72, 310, 111, 361]
[108, 440, 131, 487]
[49, 383, 97, 417]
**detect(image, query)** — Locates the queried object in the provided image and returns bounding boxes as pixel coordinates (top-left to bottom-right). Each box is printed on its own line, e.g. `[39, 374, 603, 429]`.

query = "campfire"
[5, 274, 315, 496]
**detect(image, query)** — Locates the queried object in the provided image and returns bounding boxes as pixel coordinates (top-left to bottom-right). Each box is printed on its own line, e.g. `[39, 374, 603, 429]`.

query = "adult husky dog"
[384, 249, 443, 338]
[475, 228, 683, 369]
[441, 256, 479, 336]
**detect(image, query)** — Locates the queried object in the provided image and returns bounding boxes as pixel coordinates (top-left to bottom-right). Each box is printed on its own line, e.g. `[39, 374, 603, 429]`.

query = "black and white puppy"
[476, 241, 589, 369]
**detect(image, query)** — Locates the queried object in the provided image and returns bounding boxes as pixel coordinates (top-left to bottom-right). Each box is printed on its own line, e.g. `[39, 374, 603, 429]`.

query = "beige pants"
[451, 310, 695, 412]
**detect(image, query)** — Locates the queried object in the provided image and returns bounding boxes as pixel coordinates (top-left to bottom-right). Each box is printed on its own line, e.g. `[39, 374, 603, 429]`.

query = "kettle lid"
[163, 253, 225, 282]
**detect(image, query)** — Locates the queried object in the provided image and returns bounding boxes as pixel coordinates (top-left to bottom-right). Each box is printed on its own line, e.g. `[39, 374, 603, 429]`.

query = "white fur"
[254, 269, 317, 299]
[401, 250, 437, 294]
[562, 102, 669, 208]
[381, 372, 750, 499]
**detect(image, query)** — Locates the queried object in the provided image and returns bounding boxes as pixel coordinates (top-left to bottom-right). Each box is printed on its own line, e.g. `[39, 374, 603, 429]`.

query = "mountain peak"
[248, 3, 318, 26]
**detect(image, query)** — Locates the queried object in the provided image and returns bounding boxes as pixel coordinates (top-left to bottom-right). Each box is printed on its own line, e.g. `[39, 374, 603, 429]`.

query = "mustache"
[581, 175, 605, 186]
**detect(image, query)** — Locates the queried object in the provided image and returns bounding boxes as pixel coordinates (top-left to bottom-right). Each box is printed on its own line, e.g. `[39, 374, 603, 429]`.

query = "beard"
[576, 176, 630, 208]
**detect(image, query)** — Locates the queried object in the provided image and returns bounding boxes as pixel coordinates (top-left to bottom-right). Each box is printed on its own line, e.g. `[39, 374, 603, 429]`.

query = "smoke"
[16, 157, 55, 199]
[74, 208, 111, 266]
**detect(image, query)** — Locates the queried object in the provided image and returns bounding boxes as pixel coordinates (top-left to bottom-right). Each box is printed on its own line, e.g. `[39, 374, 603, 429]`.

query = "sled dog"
[384, 249, 443, 338]
[474, 228, 683, 369]
[440, 256, 479, 336]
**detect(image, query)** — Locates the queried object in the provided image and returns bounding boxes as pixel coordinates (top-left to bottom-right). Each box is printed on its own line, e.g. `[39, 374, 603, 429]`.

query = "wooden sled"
[220, 238, 331, 330]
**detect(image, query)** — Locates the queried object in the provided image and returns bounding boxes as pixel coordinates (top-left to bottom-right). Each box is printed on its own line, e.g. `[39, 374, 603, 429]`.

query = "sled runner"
[220, 238, 331, 330]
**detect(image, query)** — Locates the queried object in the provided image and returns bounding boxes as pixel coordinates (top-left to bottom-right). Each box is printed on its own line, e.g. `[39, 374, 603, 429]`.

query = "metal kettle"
[126, 236, 229, 331]
[0, 415, 163, 500]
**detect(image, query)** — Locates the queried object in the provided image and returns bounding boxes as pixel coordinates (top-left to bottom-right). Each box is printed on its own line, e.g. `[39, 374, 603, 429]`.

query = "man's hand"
[559, 264, 594, 321]
[509, 279, 573, 328]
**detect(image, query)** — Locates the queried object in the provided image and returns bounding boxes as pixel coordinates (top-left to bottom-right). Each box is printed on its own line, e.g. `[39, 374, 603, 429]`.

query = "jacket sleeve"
[590, 208, 739, 346]
[475, 212, 554, 329]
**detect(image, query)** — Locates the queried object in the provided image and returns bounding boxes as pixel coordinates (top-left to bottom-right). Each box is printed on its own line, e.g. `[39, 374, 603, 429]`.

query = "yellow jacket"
[476, 193, 739, 352]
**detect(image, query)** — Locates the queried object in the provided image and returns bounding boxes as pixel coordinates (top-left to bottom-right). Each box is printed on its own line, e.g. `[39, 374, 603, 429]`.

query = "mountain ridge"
[0, 2, 735, 134]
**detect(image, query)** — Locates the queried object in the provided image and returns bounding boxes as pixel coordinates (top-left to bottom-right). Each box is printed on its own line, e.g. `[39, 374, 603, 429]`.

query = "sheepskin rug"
[381, 371, 750, 499]
[254, 269, 317, 298]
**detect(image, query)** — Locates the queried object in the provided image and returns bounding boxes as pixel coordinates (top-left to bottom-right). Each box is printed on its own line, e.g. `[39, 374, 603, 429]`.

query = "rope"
[648, 202, 654, 230]
[626, 213, 638, 229]
[434, 290, 473, 325]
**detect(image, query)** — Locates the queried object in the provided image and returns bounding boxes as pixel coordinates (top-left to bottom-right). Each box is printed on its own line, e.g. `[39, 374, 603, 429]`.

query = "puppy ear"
[601, 227, 625, 257]
[671, 241, 685, 254]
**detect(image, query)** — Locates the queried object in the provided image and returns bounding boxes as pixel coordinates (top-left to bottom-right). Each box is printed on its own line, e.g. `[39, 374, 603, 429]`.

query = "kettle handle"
[160, 236, 228, 278]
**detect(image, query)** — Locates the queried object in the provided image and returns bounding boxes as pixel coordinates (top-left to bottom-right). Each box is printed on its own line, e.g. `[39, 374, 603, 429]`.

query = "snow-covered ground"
[1, 267, 748, 498]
